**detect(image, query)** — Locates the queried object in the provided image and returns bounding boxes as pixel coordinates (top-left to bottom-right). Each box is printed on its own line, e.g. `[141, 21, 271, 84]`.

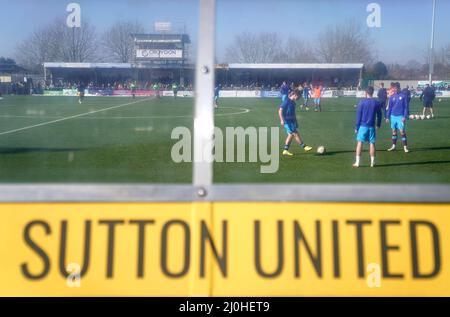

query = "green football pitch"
[0, 95, 449, 184]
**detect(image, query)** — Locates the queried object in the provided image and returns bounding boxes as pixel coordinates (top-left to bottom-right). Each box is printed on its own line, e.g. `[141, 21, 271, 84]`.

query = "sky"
[0, 0, 449, 64]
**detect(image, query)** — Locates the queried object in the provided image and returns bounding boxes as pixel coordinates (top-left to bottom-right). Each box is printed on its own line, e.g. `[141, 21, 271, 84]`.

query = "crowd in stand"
[218, 80, 361, 91]
[3, 78, 449, 95]
[45, 80, 193, 91]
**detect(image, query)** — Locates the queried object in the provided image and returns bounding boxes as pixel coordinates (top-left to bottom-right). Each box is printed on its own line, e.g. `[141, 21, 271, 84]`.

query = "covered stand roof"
[44, 63, 132, 69]
[132, 33, 191, 44]
[226, 63, 364, 70]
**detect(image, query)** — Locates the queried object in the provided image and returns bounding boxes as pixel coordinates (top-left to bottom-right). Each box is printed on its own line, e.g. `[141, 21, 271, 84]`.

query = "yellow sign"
[0, 202, 448, 296]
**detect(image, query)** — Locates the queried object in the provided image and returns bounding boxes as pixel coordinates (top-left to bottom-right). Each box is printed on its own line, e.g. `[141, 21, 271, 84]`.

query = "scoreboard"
[133, 33, 190, 66]
[136, 49, 183, 59]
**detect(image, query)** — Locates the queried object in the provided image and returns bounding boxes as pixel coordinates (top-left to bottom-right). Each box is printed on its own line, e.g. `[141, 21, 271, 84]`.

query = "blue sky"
[0, 0, 449, 64]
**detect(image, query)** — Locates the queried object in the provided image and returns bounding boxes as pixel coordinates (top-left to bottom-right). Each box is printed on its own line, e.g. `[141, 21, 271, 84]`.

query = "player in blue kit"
[386, 82, 410, 153]
[377, 82, 388, 118]
[402, 85, 412, 105]
[278, 90, 313, 156]
[214, 84, 221, 108]
[77, 82, 86, 104]
[301, 82, 311, 111]
[420, 84, 436, 118]
[353, 86, 382, 168]
[280, 81, 289, 102]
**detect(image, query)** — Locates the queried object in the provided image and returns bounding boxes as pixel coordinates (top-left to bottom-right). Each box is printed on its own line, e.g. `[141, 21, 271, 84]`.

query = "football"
[317, 146, 326, 155]
[420, 115, 425, 120]
[426, 115, 431, 119]
[409, 114, 415, 120]
[415, 114, 420, 119]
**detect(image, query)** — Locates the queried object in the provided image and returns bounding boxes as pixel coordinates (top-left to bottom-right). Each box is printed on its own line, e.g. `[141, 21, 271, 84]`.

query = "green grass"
[0, 95, 449, 183]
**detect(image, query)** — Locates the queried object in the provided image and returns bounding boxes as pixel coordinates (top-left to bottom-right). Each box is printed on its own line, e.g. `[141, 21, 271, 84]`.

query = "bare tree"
[445, 44, 450, 65]
[15, 18, 98, 73]
[225, 31, 284, 63]
[435, 45, 450, 66]
[15, 22, 62, 73]
[284, 36, 317, 63]
[316, 20, 374, 65]
[102, 21, 145, 62]
[59, 19, 98, 62]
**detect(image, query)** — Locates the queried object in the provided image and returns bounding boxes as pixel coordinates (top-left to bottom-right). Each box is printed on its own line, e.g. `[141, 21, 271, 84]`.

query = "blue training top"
[355, 98, 382, 130]
[303, 87, 310, 98]
[377, 88, 387, 102]
[279, 98, 297, 124]
[280, 84, 289, 95]
[387, 92, 409, 118]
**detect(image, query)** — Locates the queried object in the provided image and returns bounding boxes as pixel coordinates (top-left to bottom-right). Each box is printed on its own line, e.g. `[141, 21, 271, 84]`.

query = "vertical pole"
[44, 66, 47, 86]
[193, 0, 216, 187]
[359, 68, 363, 90]
[191, 0, 216, 297]
[429, 0, 436, 85]
[72, 26, 76, 62]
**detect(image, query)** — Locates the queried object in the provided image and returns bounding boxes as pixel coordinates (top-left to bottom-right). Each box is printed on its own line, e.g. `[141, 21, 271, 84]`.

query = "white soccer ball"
[409, 114, 415, 120]
[420, 115, 425, 120]
[415, 114, 420, 119]
[426, 115, 431, 119]
[317, 146, 326, 155]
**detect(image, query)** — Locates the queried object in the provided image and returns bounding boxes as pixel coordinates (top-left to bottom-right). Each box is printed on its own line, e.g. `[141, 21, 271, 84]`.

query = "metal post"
[72, 26, 76, 62]
[359, 68, 363, 90]
[429, 0, 437, 85]
[193, 0, 216, 187]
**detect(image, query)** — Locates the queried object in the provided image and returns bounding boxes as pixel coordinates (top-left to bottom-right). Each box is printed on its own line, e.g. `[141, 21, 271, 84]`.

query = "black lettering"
[200, 220, 228, 278]
[20, 220, 51, 280]
[98, 220, 125, 278]
[332, 220, 340, 278]
[59, 220, 91, 278]
[346, 220, 372, 278]
[380, 220, 403, 279]
[294, 221, 322, 277]
[254, 220, 284, 278]
[129, 220, 155, 278]
[410, 221, 441, 278]
[161, 220, 190, 278]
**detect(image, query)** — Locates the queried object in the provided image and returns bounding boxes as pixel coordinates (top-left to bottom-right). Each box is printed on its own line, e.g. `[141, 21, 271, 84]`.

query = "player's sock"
[401, 135, 407, 146]
[388, 134, 397, 150]
[284, 141, 292, 151]
[353, 155, 360, 167]
[370, 156, 375, 167]
[392, 134, 398, 145]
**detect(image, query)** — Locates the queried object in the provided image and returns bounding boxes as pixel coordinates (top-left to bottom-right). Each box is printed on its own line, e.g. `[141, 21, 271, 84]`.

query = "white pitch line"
[0, 98, 151, 136]
[0, 106, 251, 121]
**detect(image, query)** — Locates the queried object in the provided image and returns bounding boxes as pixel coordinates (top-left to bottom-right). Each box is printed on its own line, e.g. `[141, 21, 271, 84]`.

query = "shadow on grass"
[411, 146, 450, 152]
[324, 149, 388, 156]
[0, 147, 83, 155]
[324, 146, 450, 156]
[376, 160, 450, 167]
